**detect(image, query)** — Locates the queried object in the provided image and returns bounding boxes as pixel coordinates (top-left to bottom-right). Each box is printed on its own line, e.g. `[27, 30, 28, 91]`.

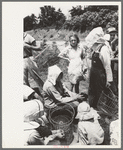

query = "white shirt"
[99, 42, 113, 82]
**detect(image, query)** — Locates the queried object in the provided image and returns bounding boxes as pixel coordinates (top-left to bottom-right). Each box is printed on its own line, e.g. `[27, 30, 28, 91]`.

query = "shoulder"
[100, 44, 109, 52]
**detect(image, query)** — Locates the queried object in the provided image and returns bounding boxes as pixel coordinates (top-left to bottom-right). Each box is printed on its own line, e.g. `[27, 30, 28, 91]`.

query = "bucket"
[49, 103, 75, 145]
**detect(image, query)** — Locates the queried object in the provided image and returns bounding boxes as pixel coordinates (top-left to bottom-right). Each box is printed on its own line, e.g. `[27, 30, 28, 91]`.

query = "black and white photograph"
[2, 1, 121, 148]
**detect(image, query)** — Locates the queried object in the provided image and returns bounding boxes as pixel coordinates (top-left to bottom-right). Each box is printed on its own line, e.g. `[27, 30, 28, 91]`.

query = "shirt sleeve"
[100, 45, 113, 82]
[24, 34, 35, 45]
[47, 86, 74, 103]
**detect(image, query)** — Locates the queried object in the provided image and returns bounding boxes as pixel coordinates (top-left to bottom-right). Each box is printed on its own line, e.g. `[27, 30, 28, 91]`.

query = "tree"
[63, 5, 118, 33]
[24, 14, 38, 31]
[38, 5, 66, 28]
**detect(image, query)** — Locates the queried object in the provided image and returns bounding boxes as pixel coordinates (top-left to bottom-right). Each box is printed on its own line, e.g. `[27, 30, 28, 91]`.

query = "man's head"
[107, 27, 117, 42]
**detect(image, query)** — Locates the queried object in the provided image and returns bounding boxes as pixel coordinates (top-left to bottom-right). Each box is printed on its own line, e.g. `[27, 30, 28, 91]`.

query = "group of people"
[23, 26, 119, 145]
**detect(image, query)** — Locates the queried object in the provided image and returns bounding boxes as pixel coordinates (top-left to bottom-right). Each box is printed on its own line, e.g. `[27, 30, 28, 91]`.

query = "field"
[26, 28, 118, 145]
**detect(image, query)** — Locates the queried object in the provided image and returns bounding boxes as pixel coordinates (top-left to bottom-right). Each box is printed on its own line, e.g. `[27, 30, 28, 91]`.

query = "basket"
[49, 103, 75, 145]
[97, 87, 118, 118]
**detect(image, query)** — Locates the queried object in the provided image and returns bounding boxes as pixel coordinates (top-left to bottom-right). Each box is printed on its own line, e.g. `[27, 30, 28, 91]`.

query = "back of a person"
[78, 120, 104, 145]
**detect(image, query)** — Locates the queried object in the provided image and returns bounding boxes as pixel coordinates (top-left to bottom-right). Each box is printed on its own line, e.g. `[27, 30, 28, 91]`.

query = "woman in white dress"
[58, 34, 88, 93]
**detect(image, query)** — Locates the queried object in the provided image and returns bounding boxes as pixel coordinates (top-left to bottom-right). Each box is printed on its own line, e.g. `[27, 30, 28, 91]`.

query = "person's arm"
[44, 135, 56, 145]
[58, 48, 70, 61]
[33, 93, 44, 104]
[23, 41, 42, 51]
[24, 33, 43, 51]
[47, 86, 81, 103]
[100, 45, 113, 85]
[63, 84, 83, 100]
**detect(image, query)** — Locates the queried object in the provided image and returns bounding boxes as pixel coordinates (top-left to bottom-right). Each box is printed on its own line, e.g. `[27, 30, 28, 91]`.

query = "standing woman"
[58, 34, 88, 93]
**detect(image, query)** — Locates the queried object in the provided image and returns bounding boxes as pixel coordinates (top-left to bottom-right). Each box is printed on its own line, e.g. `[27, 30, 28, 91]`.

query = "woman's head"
[47, 65, 63, 85]
[69, 34, 80, 47]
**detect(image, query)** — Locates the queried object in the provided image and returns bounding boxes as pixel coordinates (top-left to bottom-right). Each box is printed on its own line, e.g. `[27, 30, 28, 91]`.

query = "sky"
[21, 2, 85, 18]
[18, 1, 119, 18]
[3, 1, 119, 19]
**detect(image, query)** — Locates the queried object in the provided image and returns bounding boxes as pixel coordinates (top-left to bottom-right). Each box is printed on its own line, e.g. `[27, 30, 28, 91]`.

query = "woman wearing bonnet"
[85, 27, 116, 108]
[58, 34, 88, 94]
[76, 101, 104, 145]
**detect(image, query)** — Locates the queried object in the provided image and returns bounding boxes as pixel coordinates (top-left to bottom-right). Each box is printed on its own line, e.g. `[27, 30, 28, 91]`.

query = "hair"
[69, 33, 80, 44]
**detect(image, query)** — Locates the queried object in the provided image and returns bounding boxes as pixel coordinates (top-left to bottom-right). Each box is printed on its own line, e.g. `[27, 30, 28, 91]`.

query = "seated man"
[43, 65, 85, 111]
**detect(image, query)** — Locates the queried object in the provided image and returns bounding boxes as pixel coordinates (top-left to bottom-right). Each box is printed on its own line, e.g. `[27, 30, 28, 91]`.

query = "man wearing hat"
[107, 27, 118, 94]
[107, 27, 117, 42]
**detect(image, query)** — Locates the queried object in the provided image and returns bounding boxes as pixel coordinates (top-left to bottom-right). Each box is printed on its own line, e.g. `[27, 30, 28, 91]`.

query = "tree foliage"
[38, 5, 66, 29]
[24, 14, 38, 32]
[24, 5, 118, 33]
[63, 5, 118, 33]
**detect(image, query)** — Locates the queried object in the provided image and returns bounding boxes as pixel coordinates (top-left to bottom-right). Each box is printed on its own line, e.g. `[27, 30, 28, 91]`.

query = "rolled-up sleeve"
[24, 34, 35, 44]
[100, 46, 113, 82]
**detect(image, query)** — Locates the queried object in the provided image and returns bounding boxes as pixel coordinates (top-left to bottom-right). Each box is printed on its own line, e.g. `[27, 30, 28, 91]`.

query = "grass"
[26, 28, 90, 42]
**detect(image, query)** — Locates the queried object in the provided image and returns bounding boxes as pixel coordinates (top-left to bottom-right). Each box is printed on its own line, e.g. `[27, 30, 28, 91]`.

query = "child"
[76, 101, 104, 145]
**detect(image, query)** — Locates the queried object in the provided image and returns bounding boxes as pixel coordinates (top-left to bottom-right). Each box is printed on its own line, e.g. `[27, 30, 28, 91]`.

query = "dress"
[59, 44, 88, 84]
[88, 41, 113, 108]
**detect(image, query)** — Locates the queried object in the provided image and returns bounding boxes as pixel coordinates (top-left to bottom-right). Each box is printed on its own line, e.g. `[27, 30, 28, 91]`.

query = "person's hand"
[47, 135, 56, 141]
[74, 94, 85, 101]
[44, 135, 55, 145]
[55, 129, 65, 139]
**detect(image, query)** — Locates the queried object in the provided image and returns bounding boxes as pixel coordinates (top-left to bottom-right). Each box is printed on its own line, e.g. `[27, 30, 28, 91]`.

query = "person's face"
[110, 32, 116, 42]
[70, 37, 78, 47]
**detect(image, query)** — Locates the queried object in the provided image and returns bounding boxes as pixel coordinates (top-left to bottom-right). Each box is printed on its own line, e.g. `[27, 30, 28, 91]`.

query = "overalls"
[88, 43, 106, 108]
